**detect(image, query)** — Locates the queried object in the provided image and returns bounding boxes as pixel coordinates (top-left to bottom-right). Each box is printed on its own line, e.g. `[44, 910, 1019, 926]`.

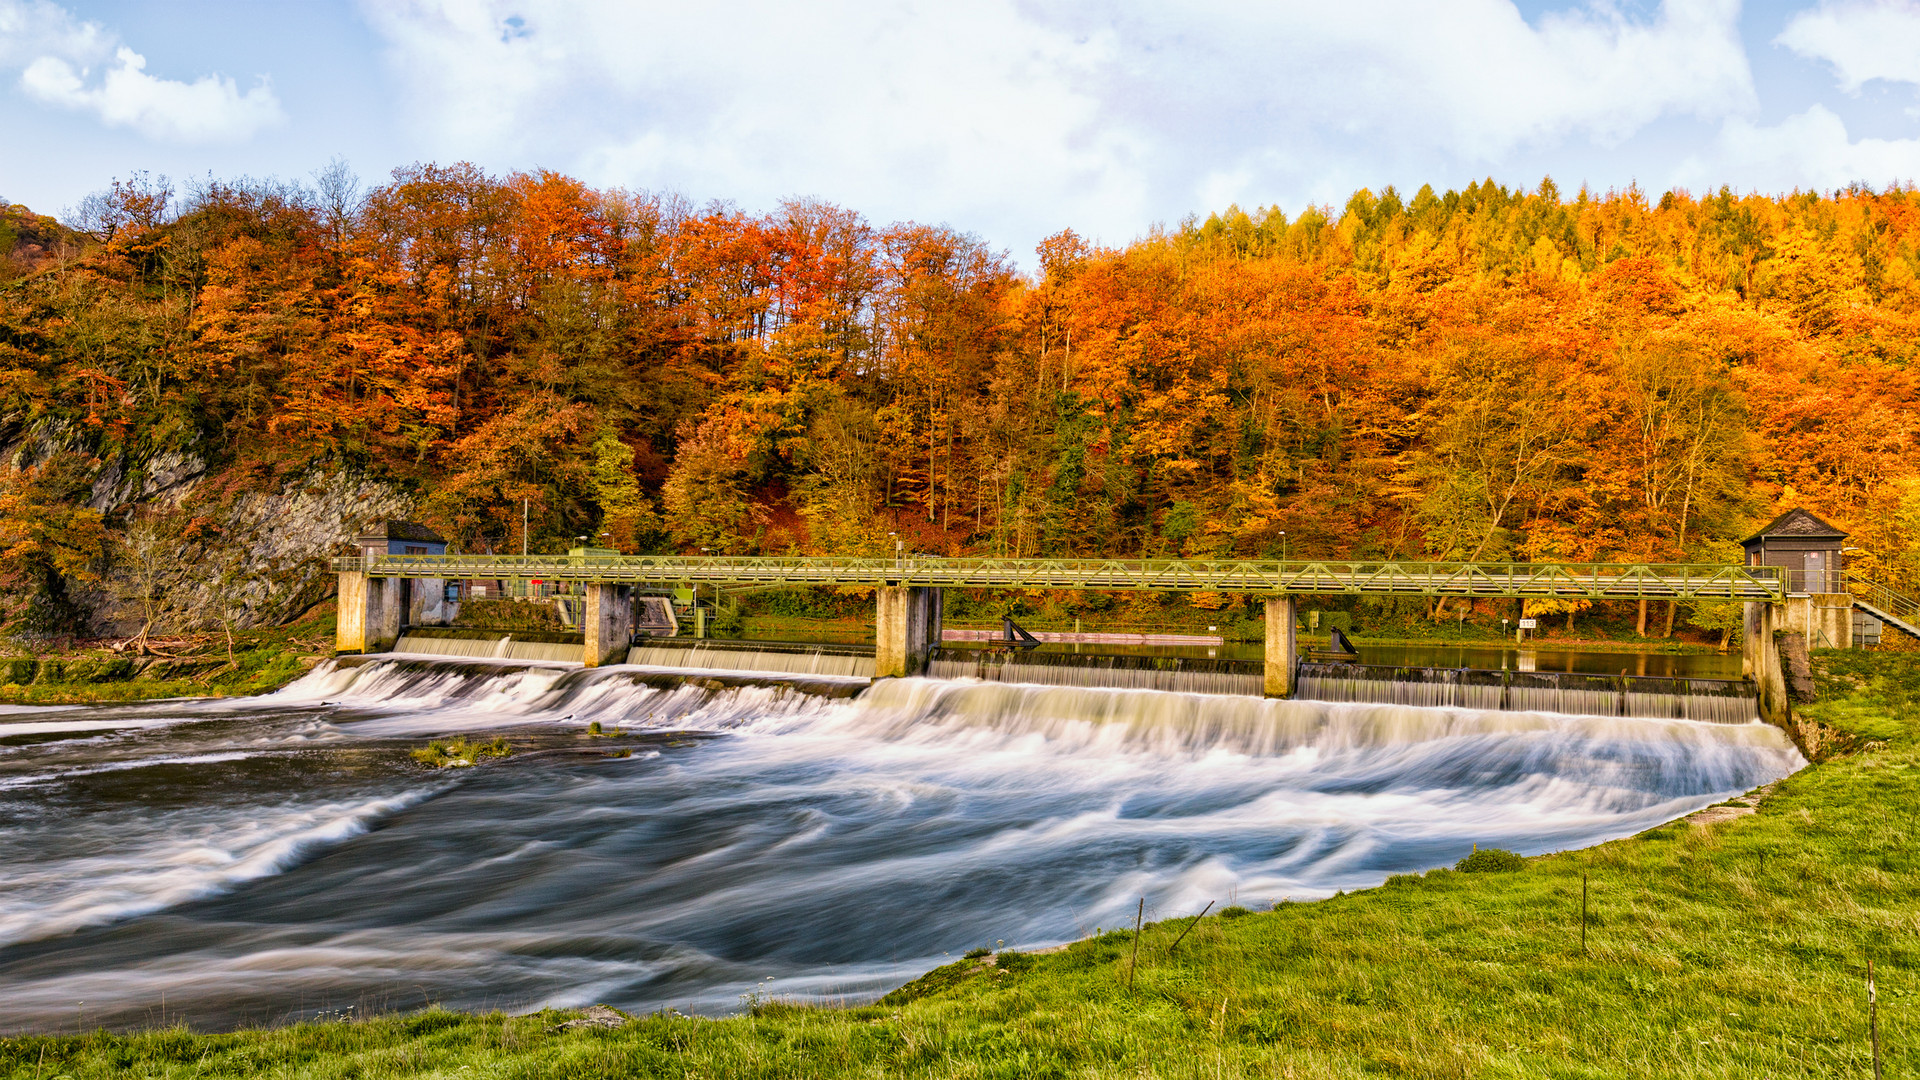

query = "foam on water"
[0, 787, 442, 947]
[0, 656, 1806, 1032]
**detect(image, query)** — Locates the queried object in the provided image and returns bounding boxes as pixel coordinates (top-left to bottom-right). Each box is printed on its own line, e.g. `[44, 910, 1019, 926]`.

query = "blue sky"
[4, 0, 1920, 262]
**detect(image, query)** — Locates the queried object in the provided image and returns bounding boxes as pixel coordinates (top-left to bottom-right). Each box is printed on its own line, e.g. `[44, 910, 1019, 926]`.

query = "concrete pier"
[336, 570, 403, 654]
[1742, 601, 1788, 725]
[1264, 596, 1297, 698]
[583, 583, 633, 667]
[875, 586, 942, 678]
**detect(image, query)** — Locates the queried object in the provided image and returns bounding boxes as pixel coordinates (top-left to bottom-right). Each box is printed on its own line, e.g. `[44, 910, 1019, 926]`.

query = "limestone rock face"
[88, 464, 417, 633]
[215, 471, 417, 627]
[87, 449, 209, 510]
[4, 415, 420, 632]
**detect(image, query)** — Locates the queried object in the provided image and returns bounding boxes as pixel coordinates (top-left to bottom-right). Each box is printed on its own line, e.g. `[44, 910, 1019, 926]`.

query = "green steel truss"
[333, 555, 1786, 601]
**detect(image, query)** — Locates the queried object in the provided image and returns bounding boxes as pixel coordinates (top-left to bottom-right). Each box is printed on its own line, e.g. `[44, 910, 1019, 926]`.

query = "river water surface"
[0, 659, 1802, 1032]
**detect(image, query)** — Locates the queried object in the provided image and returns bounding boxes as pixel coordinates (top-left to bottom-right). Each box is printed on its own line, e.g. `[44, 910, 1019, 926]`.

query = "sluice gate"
[1296, 661, 1758, 723]
[394, 630, 585, 664]
[927, 648, 1264, 697]
[625, 639, 875, 678]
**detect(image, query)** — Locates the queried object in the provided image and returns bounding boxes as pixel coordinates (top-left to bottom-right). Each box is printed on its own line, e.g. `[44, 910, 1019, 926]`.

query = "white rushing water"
[0, 658, 1803, 1032]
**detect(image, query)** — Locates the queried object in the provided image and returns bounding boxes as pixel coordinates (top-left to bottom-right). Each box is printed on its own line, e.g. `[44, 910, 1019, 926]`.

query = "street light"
[1278, 531, 1287, 562]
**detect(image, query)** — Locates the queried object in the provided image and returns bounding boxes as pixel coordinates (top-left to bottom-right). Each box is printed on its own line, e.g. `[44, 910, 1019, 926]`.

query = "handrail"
[1847, 574, 1920, 626]
[331, 554, 1786, 600]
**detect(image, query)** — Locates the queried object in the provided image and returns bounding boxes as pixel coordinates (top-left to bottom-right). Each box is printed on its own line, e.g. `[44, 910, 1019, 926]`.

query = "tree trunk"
[1636, 598, 1648, 637]
[1662, 599, 1677, 638]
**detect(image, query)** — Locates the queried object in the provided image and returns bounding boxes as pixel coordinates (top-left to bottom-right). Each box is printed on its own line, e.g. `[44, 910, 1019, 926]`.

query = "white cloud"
[354, 1, 1761, 253]
[0, 0, 102, 66]
[1778, 0, 1920, 92]
[358, 0, 1144, 249]
[2, 0, 283, 143]
[1676, 104, 1920, 191]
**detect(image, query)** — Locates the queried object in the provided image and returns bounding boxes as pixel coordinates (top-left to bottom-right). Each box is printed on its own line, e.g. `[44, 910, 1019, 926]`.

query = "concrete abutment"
[1743, 601, 1789, 726]
[1264, 596, 1297, 698]
[584, 583, 633, 667]
[875, 586, 942, 678]
[335, 570, 403, 654]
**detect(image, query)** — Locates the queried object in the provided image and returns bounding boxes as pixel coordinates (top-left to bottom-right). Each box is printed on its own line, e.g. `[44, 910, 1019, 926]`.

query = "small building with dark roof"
[356, 520, 447, 559]
[1741, 508, 1846, 595]
[1743, 508, 1856, 648]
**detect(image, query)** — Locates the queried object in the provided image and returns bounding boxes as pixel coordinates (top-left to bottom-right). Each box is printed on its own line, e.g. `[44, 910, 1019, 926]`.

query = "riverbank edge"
[0, 610, 337, 706]
[2, 652, 1912, 1078]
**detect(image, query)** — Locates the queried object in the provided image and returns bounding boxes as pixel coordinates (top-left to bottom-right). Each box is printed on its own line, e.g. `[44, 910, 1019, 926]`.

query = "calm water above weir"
[0, 658, 1796, 1033]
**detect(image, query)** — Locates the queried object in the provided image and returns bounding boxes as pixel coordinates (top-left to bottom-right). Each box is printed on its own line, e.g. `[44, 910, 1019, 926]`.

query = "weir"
[1295, 662, 1759, 723]
[927, 648, 1265, 697]
[334, 530, 1793, 723]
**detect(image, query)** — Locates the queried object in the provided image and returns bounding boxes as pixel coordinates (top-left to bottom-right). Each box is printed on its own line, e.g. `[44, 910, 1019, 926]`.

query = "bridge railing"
[331, 554, 1786, 600]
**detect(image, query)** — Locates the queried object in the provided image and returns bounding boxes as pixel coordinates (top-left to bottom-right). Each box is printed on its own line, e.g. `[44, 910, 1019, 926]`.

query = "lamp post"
[1279, 531, 1287, 563]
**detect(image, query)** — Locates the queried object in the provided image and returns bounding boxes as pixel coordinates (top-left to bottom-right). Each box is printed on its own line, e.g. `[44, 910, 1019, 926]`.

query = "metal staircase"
[1848, 575, 1920, 641]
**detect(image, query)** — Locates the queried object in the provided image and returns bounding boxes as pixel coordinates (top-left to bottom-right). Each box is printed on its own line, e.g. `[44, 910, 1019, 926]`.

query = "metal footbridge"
[334, 554, 1786, 600]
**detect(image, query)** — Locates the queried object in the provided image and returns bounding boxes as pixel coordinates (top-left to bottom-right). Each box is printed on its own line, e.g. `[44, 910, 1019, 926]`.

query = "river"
[0, 658, 1801, 1033]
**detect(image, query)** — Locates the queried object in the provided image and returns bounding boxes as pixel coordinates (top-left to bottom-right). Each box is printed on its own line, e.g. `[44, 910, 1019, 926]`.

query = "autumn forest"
[2, 166, 1917, 639]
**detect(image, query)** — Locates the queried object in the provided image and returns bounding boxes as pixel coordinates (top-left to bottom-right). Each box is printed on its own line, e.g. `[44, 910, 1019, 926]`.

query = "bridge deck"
[334, 555, 1785, 601]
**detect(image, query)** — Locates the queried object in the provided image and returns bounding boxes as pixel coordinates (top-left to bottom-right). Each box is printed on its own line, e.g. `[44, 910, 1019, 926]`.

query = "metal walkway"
[336, 554, 1785, 601]
[1850, 576, 1920, 640]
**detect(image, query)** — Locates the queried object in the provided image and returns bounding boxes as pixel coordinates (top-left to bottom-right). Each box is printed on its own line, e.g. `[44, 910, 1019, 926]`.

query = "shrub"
[1455, 847, 1527, 873]
[411, 736, 512, 768]
[994, 950, 1035, 973]
[1219, 906, 1253, 919]
[963, 947, 990, 959]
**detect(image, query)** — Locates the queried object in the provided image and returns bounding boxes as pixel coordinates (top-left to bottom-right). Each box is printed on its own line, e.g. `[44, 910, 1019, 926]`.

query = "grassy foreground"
[4, 654, 1918, 1078]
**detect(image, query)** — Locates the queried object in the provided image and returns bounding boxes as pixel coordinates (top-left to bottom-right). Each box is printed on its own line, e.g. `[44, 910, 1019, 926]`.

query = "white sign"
[1518, 618, 1538, 629]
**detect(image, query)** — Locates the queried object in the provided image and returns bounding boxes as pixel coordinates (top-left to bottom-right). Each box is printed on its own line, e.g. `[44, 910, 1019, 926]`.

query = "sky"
[5, 0, 1920, 263]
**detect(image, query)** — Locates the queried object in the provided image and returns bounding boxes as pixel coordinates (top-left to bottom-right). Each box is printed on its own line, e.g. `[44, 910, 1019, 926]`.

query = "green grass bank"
[4, 652, 1916, 1078]
[0, 610, 336, 706]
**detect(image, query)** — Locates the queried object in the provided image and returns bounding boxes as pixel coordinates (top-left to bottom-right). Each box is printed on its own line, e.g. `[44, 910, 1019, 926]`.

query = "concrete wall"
[876, 586, 942, 678]
[1264, 596, 1297, 698]
[405, 578, 456, 627]
[1783, 593, 1852, 649]
[1743, 601, 1788, 725]
[583, 583, 633, 667]
[335, 571, 402, 654]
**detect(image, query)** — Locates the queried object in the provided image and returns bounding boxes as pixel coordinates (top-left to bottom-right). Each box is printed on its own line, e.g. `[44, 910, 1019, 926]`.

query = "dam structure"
[336, 543, 1792, 723]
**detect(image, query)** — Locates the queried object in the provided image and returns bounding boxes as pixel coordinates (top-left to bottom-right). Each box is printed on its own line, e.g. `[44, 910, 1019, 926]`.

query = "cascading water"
[0, 655, 1802, 1033]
